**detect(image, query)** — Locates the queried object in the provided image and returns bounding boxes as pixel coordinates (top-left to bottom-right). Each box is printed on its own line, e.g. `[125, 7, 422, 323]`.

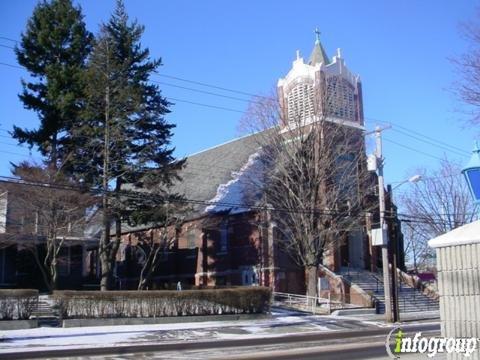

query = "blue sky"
[0, 0, 477, 191]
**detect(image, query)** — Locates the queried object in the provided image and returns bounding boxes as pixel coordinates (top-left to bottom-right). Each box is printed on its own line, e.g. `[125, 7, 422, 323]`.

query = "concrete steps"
[30, 295, 60, 327]
[342, 270, 439, 314]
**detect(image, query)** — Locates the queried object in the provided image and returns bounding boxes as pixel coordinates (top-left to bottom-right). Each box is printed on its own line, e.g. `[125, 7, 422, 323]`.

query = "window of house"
[58, 247, 70, 276]
[134, 246, 146, 266]
[0, 247, 15, 284]
[319, 277, 329, 290]
[241, 266, 259, 286]
[0, 192, 7, 234]
[0, 249, 5, 283]
[34, 211, 39, 235]
[219, 222, 228, 253]
[187, 228, 196, 249]
[88, 250, 98, 277]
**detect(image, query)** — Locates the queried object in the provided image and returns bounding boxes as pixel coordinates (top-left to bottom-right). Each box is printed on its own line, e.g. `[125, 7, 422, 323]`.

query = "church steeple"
[309, 28, 330, 66]
[278, 30, 364, 127]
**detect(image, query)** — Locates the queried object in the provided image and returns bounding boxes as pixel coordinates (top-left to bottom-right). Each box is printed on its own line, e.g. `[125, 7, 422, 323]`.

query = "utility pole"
[375, 126, 392, 322]
[387, 184, 400, 322]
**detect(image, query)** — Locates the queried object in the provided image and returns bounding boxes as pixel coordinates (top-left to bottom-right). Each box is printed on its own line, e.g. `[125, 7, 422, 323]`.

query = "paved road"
[4, 323, 440, 360]
[77, 336, 442, 360]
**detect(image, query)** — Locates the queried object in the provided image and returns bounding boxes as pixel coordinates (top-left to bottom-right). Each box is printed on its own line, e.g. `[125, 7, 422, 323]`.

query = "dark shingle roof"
[120, 130, 267, 233]
[171, 131, 265, 214]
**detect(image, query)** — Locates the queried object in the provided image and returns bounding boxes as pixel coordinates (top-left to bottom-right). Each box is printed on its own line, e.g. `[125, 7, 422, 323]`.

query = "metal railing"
[396, 276, 439, 312]
[342, 269, 439, 314]
[272, 291, 352, 314]
[343, 270, 382, 294]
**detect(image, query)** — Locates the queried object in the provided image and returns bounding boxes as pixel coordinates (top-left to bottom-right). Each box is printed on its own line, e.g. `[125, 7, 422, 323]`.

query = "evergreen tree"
[77, 0, 183, 290]
[14, 0, 92, 165]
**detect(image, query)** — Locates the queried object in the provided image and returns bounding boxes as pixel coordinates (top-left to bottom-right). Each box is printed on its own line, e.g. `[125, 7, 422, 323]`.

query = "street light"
[462, 144, 480, 204]
[392, 175, 422, 191]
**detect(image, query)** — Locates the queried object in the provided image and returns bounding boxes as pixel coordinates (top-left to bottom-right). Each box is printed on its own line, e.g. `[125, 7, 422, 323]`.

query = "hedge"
[53, 287, 271, 319]
[0, 289, 39, 320]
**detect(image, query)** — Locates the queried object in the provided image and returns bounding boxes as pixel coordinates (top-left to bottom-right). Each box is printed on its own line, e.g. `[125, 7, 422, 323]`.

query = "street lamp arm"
[392, 175, 422, 191]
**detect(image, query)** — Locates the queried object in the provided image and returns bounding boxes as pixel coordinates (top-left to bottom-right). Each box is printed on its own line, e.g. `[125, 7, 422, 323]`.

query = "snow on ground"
[0, 312, 359, 354]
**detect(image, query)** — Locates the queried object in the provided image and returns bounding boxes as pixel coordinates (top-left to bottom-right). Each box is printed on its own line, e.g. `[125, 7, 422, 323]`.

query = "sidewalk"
[0, 308, 386, 355]
[331, 309, 440, 323]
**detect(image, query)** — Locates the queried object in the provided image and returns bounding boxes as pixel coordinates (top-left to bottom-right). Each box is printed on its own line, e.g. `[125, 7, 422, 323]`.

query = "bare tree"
[241, 88, 369, 300]
[453, 11, 480, 125]
[135, 202, 185, 290]
[402, 223, 434, 273]
[8, 161, 93, 291]
[400, 159, 478, 270]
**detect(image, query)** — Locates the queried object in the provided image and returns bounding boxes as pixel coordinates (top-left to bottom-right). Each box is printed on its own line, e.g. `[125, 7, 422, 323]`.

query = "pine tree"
[14, 0, 92, 165]
[76, 0, 183, 290]
[12, 0, 93, 290]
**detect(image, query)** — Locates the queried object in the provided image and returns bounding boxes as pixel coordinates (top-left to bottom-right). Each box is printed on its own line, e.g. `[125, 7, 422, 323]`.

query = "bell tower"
[277, 30, 364, 129]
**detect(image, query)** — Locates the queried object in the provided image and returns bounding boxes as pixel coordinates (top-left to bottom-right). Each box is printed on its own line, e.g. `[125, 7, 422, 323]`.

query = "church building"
[84, 32, 401, 305]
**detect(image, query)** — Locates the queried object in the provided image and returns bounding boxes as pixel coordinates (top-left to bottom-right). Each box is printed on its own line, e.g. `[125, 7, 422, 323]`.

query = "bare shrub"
[0, 289, 38, 320]
[53, 287, 271, 319]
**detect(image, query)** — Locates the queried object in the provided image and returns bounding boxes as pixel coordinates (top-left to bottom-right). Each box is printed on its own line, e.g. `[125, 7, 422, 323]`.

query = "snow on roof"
[205, 152, 263, 214]
[428, 220, 480, 248]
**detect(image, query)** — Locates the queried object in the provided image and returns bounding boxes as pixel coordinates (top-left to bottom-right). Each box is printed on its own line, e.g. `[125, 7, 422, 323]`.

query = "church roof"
[121, 130, 268, 233]
[309, 30, 330, 66]
[170, 131, 265, 216]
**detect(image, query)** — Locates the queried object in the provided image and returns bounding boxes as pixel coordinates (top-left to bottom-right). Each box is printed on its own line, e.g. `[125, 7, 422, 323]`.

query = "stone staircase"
[342, 269, 439, 314]
[30, 294, 60, 327]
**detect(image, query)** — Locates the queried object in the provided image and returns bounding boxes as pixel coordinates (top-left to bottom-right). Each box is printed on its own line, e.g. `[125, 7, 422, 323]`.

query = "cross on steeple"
[314, 28, 321, 43]
[309, 28, 329, 66]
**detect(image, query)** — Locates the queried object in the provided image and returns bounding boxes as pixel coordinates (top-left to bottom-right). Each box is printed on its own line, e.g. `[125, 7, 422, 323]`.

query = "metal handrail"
[272, 291, 335, 314]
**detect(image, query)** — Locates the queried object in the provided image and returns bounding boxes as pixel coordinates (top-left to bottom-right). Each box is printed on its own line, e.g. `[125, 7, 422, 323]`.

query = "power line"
[0, 55, 470, 161]
[0, 129, 466, 185]
[168, 97, 245, 114]
[367, 116, 469, 155]
[0, 61, 22, 70]
[0, 140, 29, 149]
[0, 149, 35, 157]
[0, 44, 15, 50]
[389, 127, 469, 158]
[0, 36, 18, 43]
[0, 139, 464, 191]
[0, 175, 369, 218]
[383, 137, 445, 161]
[0, 61, 248, 114]
[0, 35, 470, 163]
[0, 62, 470, 152]
[154, 81, 256, 104]
[0, 173, 476, 229]
[153, 72, 272, 100]
[396, 211, 478, 219]
[1, 173, 475, 226]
